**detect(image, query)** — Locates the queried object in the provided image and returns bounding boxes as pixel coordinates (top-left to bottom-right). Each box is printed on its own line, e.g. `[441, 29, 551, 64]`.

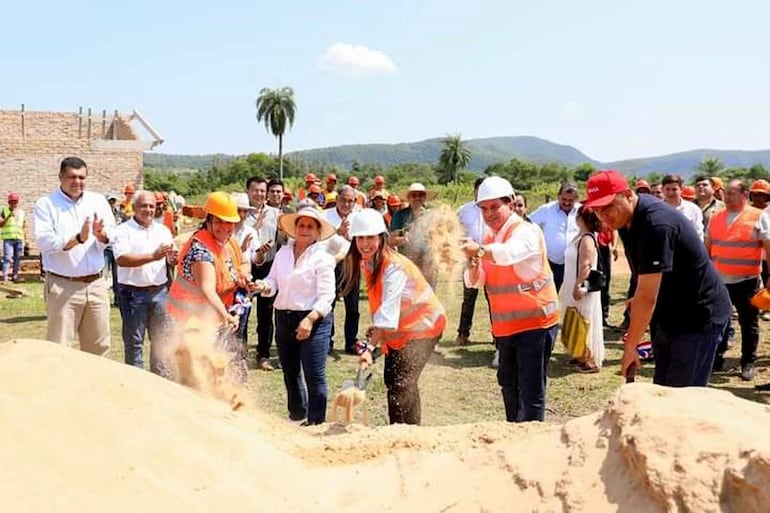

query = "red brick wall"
[0, 109, 148, 253]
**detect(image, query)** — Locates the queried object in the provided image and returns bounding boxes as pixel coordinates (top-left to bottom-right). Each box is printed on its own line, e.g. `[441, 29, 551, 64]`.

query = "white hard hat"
[349, 208, 387, 237]
[476, 176, 515, 203]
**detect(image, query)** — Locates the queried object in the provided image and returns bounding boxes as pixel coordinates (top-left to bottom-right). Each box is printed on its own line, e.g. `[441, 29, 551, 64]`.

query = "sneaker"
[258, 357, 274, 371]
[741, 363, 756, 381]
[455, 334, 470, 346]
[490, 349, 499, 369]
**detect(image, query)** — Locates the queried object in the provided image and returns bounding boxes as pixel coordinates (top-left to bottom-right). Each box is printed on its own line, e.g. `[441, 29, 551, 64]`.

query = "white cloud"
[318, 43, 396, 76]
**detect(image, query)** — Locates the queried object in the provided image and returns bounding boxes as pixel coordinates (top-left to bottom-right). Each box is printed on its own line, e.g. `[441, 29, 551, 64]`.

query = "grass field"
[2, 271, 769, 427]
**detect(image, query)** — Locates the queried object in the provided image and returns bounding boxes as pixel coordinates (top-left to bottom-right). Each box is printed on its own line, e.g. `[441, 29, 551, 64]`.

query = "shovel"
[330, 361, 371, 426]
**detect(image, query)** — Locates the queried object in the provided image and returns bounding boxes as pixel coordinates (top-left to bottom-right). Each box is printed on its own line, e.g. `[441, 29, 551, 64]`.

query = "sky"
[3, 0, 770, 162]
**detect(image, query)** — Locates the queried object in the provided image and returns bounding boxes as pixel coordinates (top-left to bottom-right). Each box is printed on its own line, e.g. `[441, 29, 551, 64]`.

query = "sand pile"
[2, 339, 769, 512]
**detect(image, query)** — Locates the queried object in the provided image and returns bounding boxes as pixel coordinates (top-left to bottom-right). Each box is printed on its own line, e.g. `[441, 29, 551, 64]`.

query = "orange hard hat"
[387, 194, 402, 207]
[204, 191, 240, 223]
[635, 179, 651, 191]
[304, 173, 318, 184]
[681, 185, 696, 201]
[750, 179, 770, 195]
[751, 289, 770, 310]
[124, 184, 136, 194]
[309, 184, 322, 194]
[283, 191, 293, 201]
[374, 175, 385, 184]
[7, 192, 20, 202]
[711, 176, 724, 191]
[326, 173, 337, 183]
[347, 175, 360, 186]
[154, 191, 164, 201]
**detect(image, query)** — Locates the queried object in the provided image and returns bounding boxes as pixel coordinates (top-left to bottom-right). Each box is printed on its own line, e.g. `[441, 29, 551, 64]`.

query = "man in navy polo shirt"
[584, 170, 731, 387]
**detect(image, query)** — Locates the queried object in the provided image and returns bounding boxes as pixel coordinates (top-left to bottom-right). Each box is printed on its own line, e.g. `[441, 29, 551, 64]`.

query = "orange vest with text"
[708, 206, 763, 277]
[482, 216, 560, 337]
[364, 251, 446, 353]
[166, 229, 243, 322]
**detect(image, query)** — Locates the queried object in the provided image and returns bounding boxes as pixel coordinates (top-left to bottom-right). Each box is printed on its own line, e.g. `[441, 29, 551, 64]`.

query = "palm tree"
[696, 156, 724, 177]
[256, 87, 296, 179]
[439, 133, 471, 184]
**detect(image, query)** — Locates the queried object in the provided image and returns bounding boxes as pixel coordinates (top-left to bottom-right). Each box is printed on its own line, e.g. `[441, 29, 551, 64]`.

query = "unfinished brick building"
[0, 106, 163, 253]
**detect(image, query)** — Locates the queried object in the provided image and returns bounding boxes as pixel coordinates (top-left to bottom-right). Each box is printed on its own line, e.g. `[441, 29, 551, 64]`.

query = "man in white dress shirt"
[33, 157, 116, 355]
[455, 177, 488, 346]
[528, 181, 580, 292]
[112, 191, 175, 374]
[230, 192, 263, 357]
[662, 174, 704, 241]
[323, 185, 361, 354]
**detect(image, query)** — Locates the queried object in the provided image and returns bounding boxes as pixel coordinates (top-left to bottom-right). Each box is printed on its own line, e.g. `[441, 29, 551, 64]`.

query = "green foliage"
[482, 158, 579, 191]
[696, 156, 725, 176]
[256, 86, 297, 179]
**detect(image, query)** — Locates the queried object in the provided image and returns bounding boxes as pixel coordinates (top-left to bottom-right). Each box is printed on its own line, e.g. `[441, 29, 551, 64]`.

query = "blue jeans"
[653, 321, 727, 387]
[104, 248, 119, 302]
[117, 285, 171, 375]
[2, 239, 23, 279]
[496, 325, 557, 422]
[275, 310, 332, 424]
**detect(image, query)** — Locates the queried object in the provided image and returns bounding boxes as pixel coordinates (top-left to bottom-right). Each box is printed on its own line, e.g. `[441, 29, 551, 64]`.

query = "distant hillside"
[144, 138, 770, 179]
[287, 136, 593, 171]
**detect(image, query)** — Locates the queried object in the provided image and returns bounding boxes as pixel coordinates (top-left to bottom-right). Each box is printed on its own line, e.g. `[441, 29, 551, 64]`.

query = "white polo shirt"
[112, 218, 174, 287]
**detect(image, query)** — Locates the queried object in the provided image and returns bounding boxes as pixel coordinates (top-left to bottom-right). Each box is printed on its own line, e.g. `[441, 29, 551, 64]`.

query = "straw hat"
[278, 206, 335, 241]
[400, 182, 437, 201]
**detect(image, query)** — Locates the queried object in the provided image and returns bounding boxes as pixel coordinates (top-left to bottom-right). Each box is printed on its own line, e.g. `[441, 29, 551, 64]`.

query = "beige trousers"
[44, 273, 111, 356]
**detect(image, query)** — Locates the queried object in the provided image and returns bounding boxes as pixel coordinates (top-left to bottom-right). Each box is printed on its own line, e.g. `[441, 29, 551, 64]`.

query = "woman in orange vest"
[166, 192, 255, 378]
[341, 208, 446, 425]
[461, 176, 560, 423]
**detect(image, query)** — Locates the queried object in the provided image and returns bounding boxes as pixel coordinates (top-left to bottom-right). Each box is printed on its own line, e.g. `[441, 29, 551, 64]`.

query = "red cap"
[7, 192, 20, 202]
[681, 185, 696, 200]
[283, 191, 293, 201]
[347, 175, 360, 186]
[325, 173, 337, 183]
[583, 170, 630, 208]
[309, 184, 322, 194]
[635, 179, 651, 191]
[374, 175, 385, 184]
[304, 173, 317, 183]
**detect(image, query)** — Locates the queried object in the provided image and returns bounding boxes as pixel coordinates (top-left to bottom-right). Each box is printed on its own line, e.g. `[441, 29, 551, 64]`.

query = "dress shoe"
[741, 363, 756, 381]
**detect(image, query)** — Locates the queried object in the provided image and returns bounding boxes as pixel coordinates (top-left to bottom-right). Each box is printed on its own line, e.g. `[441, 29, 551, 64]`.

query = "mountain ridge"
[144, 136, 770, 177]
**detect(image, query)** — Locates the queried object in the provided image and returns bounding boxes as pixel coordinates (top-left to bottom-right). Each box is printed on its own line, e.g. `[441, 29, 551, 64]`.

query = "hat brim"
[582, 194, 616, 209]
[279, 211, 336, 241]
[400, 190, 437, 201]
[212, 213, 241, 223]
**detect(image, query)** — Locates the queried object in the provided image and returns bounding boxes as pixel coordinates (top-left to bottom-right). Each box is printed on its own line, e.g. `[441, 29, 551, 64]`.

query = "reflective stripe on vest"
[365, 251, 446, 353]
[709, 206, 763, 277]
[483, 216, 560, 337]
[1, 207, 24, 240]
[166, 229, 242, 322]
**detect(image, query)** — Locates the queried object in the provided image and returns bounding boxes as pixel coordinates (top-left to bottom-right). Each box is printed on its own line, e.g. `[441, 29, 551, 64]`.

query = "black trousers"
[598, 244, 612, 321]
[548, 260, 565, 293]
[717, 278, 760, 366]
[252, 261, 276, 360]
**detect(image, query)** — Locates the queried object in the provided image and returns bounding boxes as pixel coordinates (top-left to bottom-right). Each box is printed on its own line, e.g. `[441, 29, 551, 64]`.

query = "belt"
[48, 271, 102, 283]
[119, 283, 168, 293]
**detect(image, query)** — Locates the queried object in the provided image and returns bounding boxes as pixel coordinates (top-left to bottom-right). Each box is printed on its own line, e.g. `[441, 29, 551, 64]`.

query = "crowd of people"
[5, 155, 770, 427]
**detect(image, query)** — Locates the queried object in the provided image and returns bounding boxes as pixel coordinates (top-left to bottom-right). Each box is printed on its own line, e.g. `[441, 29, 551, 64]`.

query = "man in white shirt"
[33, 157, 116, 355]
[112, 191, 175, 375]
[455, 177, 488, 346]
[662, 174, 704, 241]
[245, 176, 281, 369]
[323, 185, 361, 354]
[528, 181, 580, 292]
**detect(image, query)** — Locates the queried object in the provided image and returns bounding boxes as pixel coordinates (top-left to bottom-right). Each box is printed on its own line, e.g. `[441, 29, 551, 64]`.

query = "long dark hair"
[340, 233, 390, 296]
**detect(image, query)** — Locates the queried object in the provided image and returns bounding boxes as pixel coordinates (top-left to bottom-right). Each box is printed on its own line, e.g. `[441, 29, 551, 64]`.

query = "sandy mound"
[2, 339, 769, 512]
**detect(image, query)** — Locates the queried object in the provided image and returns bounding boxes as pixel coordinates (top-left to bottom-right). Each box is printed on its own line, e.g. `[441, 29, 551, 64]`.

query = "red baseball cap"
[7, 192, 20, 202]
[583, 170, 630, 208]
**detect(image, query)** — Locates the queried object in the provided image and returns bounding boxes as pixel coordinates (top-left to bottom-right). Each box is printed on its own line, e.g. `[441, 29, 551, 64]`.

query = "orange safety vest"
[708, 206, 763, 277]
[364, 251, 446, 353]
[166, 228, 243, 322]
[163, 211, 177, 235]
[482, 216, 559, 337]
[383, 211, 393, 229]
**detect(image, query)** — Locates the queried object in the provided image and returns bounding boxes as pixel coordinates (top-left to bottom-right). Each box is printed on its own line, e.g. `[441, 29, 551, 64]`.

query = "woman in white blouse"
[255, 206, 336, 425]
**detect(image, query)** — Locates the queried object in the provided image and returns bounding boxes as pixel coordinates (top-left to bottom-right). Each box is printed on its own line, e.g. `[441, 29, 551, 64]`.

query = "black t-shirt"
[619, 194, 731, 334]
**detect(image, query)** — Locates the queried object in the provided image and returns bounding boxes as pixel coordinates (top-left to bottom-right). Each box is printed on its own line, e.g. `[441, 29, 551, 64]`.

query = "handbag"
[561, 306, 589, 358]
[577, 233, 606, 292]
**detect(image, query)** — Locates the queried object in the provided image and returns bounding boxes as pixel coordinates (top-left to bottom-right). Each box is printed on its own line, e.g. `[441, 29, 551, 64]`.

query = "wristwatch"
[476, 246, 486, 258]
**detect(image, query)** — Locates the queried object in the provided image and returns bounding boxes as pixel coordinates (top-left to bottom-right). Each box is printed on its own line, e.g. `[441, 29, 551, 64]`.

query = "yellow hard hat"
[204, 191, 240, 223]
